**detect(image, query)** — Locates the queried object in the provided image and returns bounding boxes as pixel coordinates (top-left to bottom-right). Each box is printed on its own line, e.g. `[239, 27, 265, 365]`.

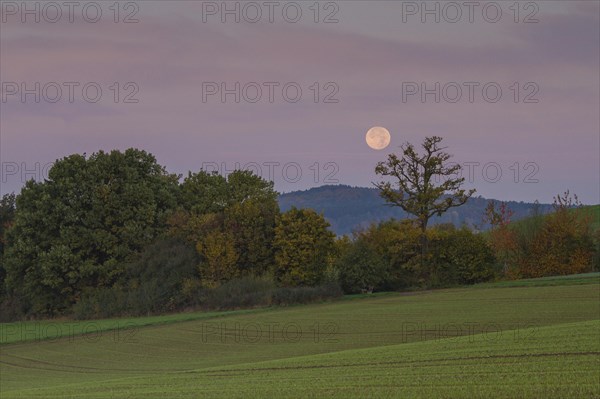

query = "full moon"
[366, 126, 391, 150]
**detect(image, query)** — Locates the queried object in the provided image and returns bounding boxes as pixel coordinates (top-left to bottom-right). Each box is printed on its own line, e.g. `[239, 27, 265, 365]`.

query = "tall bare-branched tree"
[374, 136, 475, 252]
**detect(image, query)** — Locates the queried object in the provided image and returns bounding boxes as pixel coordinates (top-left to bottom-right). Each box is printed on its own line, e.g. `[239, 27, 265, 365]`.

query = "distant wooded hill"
[278, 185, 554, 236]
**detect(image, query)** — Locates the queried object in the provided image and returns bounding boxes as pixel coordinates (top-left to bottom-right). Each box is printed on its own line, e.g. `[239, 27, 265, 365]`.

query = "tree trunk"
[420, 219, 429, 257]
[419, 219, 429, 280]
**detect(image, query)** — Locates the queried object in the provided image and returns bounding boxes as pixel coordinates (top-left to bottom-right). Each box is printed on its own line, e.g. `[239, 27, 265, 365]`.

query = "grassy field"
[1, 274, 599, 398]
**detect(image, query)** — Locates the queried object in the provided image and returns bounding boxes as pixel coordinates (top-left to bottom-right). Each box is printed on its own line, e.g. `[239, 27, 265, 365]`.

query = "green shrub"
[336, 221, 496, 292]
[428, 226, 498, 286]
[336, 239, 387, 294]
[72, 237, 197, 319]
[199, 276, 342, 310]
[0, 295, 25, 322]
[202, 275, 275, 309]
[72, 287, 128, 320]
[271, 282, 342, 305]
[124, 237, 198, 314]
[338, 220, 422, 292]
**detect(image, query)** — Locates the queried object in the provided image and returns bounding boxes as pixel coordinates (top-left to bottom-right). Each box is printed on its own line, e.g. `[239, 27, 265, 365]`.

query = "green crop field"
[1, 274, 599, 398]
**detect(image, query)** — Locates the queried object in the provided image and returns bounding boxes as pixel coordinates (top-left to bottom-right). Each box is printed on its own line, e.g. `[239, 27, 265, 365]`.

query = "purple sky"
[1, 1, 599, 203]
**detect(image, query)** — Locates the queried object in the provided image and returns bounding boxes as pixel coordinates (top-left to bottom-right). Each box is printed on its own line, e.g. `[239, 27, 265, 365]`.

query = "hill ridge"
[278, 185, 555, 235]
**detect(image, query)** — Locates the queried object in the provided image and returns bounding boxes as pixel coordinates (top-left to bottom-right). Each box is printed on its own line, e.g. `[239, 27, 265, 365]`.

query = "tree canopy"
[374, 136, 475, 233]
[3, 149, 179, 315]
[273, 207, 336, 287]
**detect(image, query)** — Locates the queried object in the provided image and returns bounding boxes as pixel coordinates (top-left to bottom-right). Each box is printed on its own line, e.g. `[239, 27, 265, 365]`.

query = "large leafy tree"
[0, 193, 16, 298]
[374, 136, 475, 252]
[224, 171, 279, 275]
[173, 170, 279, 284]
[4, 149, 179, 315]
[273, 207, 336, 286]
[0, 193, 16, 250]
[180, 171, 228, 215]
[196, 229, 239, 286]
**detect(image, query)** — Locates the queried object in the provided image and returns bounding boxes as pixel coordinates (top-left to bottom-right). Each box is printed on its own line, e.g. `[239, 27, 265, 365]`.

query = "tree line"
[0, 149, 340, 319]
[0, 140, 597, 320]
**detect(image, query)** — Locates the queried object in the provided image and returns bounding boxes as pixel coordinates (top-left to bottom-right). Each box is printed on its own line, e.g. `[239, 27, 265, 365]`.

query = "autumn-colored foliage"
[273, 208, 336, 287]
[517, 192, 595, 278]
[484, 193, 597, 279]
[483, 201, 519, 277]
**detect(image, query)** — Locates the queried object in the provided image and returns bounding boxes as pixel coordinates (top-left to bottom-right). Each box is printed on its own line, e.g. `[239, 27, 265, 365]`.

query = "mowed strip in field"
[1, 276, 599, 398]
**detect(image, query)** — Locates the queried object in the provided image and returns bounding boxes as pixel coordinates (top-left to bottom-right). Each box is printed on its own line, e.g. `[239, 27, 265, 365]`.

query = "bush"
[594, 229, 600, 272]
[516, 193, 596, 278]
[337, 220, 423, 292]
[336, 239, 387, 294]
[124, 237, 198, 314]
[199, 275, 343, 310]
[72, 272, 343, 319]
[202, 275, 275, 309]
[271, 282, 342, 306]
[428, 226, 498, 286]
[336, 221, 497, 292]
[72, 237, 197, 319]
[72, 287, 127, 320]
[0, 296, 25, 322]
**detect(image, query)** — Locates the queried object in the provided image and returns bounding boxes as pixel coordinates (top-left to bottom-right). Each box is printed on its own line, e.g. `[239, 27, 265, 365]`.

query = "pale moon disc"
[366, 127, 391, 150]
